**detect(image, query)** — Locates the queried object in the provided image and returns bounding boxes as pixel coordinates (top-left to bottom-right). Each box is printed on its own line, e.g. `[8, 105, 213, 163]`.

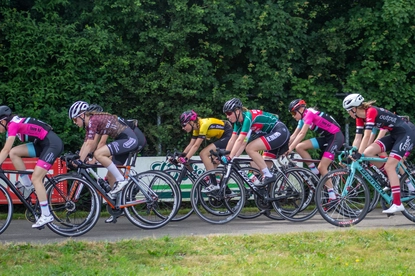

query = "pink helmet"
[179, 110, 197, 126]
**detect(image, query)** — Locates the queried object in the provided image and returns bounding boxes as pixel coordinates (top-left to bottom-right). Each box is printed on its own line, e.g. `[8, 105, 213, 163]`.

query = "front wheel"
[190, 169, 245, 224]
[45, 173, 101, 237]
[315, 168, 370, 227]
[0, 180, 13, 235]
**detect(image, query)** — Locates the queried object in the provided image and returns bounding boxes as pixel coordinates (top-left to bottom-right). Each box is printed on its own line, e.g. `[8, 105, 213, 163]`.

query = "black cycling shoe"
[256, 175, 277, 187]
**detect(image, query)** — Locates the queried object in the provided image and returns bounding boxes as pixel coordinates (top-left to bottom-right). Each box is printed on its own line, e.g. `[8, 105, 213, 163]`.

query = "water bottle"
[99, 178, 112, 193]
[247, 171, 260, 185]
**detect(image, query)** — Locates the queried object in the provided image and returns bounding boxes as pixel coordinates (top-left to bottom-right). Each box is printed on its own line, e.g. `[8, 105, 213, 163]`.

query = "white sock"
[406, 179, 415, 192]
[20, 175, 32, 188]
[308, 164, 319, 175]
[106, 163, 124, 182]
[328, 189, 336, 200]
[40, 201, 51, 216]
[261, 168, 272, 178]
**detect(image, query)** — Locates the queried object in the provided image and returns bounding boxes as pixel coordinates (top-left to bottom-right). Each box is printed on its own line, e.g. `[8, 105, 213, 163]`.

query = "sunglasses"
[182, 122, 188, 127]
[290, 111, 297, 116]
[225, 111, 233, 116]
[72, 117, 78, 124]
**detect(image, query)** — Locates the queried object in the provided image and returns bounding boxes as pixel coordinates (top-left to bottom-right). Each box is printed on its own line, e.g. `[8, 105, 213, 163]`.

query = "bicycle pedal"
[386, 213, 395, 218]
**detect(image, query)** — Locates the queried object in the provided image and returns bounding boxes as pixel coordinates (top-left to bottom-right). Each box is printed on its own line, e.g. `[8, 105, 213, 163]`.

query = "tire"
[270, 170, 305, 221]
[0, 178, 13, 235]
[278, 167, 319, 222]
[164, 168, 194, 221]
[123, 171, 180, 230]
[315, 168, 370, 227]
[398, 171, 415, 222]
[235, 167, 264, 219]
[45, 173, 101, 237]
[190, 169, 245, 224]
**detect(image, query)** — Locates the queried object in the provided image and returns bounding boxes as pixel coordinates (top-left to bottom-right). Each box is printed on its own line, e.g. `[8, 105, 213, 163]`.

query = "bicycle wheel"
[315, 168, 370, 227]
[190, 169, 245, 224]
[0, 178, 13, 235]
[279, 167, 319, 222]
[164, 168, 194, 221]
[270, 170, 305, 221]
[45, 173, 101, 237]
[235, 167, 264, 219]
[398, 172, 415, 222]
[123, 171, 180, 230]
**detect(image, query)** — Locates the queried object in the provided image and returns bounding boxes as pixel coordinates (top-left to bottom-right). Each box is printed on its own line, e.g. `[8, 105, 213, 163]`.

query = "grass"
[1, 229, 415, 275]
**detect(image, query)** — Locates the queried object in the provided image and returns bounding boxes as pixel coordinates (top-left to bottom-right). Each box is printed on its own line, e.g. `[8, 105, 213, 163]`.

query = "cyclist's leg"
[296, 137, 324, 174]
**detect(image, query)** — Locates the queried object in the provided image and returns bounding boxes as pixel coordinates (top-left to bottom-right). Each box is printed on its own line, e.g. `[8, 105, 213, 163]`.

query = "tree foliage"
[1, 0, 414, 155]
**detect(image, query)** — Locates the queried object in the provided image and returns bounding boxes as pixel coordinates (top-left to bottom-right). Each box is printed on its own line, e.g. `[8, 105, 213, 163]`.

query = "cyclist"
[286, 99, 344, 200]
[69, 101, 139, 199]
[179, 110, 232, 191]
[343, 93, 415, 213]
[86, 103, 146, 223]
[220, 98, 290, 190]
[0, 105, 64, 228]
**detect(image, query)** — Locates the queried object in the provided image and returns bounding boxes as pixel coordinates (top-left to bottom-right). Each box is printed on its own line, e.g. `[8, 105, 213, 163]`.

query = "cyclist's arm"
[288, 124, 310, 152]
[79, 135, 101, 163]
[185, 137, 204, 159]
[358, 129, 372, 153]
[376, 129, 388, 141]
[352, 133, 362, 148]
[0, 136, 16, 165]
[229, 133, 247, 158]
[183, 138, 196, 156]
[289, 127, 301, 146]
[225, 133, 238, 152]
[97, 134, 108, 149]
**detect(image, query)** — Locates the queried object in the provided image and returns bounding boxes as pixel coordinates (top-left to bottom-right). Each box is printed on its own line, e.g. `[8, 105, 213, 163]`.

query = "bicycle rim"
[0, 182, 13, 235]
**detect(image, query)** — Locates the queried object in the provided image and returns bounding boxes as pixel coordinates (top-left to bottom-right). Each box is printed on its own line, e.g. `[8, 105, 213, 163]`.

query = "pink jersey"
[7, 116, 50, 142]
[302, 108, 341, 136]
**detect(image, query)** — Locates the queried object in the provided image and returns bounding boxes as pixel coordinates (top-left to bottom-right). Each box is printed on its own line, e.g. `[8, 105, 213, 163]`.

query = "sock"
[20, 175, 32, 188]
[40, 201, 51, 217]
[328, 188, 336, 200]
[406, 179, 415, 192]
[261, 168, 272, 178]
[106, 163, 124, 182]
[392, 186, 401, 205]
[308, 164, 320, 175]
[216, 175, 221, 184]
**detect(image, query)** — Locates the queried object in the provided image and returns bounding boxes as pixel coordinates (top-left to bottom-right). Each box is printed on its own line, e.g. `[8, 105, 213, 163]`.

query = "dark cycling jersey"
[85, 114, 127, 141]
[355, 106, 407, 134]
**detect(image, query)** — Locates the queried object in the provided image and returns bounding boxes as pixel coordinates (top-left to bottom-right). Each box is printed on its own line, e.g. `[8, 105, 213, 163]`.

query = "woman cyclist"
[343, 93, 415, 214]
[69, 101, 139, 199]
[0, 105, 64, 228]
[221, 98, 290, 188]
[179, 110, 232, 192]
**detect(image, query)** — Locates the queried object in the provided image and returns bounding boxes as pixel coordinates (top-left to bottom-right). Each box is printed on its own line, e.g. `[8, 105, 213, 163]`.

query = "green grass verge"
[1, 229, 415, 275]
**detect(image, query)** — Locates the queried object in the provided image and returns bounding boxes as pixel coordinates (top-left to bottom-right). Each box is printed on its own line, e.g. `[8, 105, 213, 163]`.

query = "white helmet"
[343, 94, 364, 111]
[69, 101, 89, 119]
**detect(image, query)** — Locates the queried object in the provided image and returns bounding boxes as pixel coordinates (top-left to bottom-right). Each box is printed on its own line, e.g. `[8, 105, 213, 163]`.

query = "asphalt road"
[1, 209, 414, 244]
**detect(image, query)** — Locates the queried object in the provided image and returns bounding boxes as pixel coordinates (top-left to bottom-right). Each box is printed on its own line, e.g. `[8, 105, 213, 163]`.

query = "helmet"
[69, 101, 89, 119]
[179, 110, 198, 126]
[343, 94, 364, 111]
[0, 105, 12, 121]
[223, 98, 243, 113]
[288, 99, 306, 112]
[87, 104, 103, 112]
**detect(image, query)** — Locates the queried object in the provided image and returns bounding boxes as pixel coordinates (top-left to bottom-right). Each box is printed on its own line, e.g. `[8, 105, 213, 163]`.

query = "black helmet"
[288, 99, 306, 112]
[87, 104, 104, 112]
[0, 105, 12, 121]
[223, 98, 243, 113]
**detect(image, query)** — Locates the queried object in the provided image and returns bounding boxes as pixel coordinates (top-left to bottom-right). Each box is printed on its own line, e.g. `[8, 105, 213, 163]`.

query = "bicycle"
[189, 149, 305, 224]
[315, 147, 415, 227]
[0, 167, 99, 237]
[46, 152, 180, 233]
[164, 150, 205, 221]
